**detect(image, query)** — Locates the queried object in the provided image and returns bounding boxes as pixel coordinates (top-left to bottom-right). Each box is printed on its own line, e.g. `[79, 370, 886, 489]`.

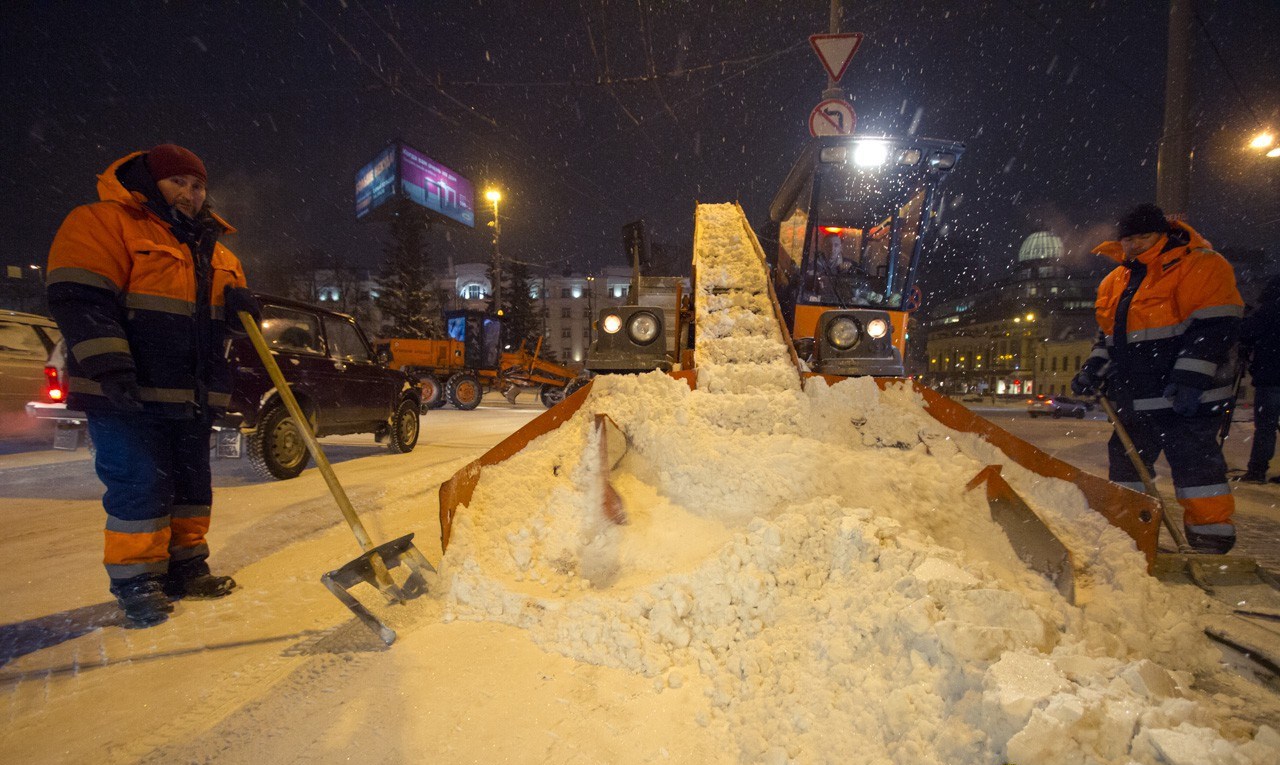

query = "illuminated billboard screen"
[354, 144, 397, 220]
[399, 145, 476, 228]
[354, 142, 476, 228]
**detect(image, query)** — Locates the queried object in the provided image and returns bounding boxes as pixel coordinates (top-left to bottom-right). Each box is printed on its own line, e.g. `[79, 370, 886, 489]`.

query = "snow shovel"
[237, 310, 436, 645]
[1098, 395, 1276, 594]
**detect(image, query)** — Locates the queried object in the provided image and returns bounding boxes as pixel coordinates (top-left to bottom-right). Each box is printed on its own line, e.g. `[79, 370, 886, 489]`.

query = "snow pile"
[437, 204, 1279, 764]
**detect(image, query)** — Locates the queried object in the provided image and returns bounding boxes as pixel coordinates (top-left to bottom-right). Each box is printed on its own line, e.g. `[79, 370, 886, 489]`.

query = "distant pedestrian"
[46, 145, 260, 627]
[1239, 276, 1280, 483]
[1071, 203, 1243, 554]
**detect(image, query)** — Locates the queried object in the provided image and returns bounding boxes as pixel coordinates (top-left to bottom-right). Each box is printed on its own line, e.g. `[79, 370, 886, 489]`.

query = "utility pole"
[1157, 0, 1192, 219]
[485, 189, 503, 310]
[823, 0, 844, 100]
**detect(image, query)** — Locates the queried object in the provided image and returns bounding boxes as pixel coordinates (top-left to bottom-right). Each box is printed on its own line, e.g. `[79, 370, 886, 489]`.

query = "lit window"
[461, 283, 486, 300]
[571, 286, 583, 299]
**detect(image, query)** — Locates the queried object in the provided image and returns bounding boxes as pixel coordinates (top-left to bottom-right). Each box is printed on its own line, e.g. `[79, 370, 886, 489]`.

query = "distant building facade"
[300, 263, 636, 364]
[922, 232, 1097, 395]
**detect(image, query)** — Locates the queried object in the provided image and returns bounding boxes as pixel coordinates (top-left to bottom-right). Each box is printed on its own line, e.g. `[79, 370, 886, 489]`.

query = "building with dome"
[921, 231, 1101, 396]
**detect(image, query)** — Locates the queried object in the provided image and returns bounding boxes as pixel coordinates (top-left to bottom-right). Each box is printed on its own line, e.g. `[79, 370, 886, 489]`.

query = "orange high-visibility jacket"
[1086, 221, 1243, 412]
[46, 151, 247, 418]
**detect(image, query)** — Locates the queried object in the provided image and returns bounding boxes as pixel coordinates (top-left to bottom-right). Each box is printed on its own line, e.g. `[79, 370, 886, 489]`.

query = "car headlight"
[929, 152, 957, 170]
[602, 313, 623, 334]
[865, 318, 889, 339]
[826, 316, 861, 350]
[627, 311, 661, 345]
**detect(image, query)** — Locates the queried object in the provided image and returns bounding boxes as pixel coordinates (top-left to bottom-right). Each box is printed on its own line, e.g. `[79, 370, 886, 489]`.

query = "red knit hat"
[146, 144, 207, 184]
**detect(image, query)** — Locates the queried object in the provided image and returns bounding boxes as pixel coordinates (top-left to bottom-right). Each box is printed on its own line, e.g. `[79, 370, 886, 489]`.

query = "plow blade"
[896, 379, 1163, 571]
[966, 464, 1075, 603]
[439, 371, 697, 550]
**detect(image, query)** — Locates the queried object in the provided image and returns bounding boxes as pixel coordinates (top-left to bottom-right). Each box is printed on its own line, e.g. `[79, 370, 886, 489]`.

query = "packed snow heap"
[440, 204, 1279, 764]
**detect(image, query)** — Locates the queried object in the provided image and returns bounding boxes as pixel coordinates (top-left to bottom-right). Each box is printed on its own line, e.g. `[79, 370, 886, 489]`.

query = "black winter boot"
[110, 575, 174, 628]
[1184, 525, 1237, 555]
[1236, 470, 1266, 484]
[165, 558, 237, 600]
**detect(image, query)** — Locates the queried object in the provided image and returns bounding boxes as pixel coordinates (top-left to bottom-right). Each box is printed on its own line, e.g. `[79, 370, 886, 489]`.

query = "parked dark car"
[1026, 394, 1090, 419]
[27, 294, 422, 479]
[1, 310, 61, 436]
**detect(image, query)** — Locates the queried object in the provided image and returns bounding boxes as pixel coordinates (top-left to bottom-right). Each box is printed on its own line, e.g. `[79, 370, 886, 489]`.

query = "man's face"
[156, 174, 206, 218]
[1119, 232, 1162, 259]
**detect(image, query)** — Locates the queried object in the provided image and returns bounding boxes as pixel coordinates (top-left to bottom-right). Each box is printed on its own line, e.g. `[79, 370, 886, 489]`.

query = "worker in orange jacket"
[46, 145, 259, 627]
[1072, 203, 1243, 554]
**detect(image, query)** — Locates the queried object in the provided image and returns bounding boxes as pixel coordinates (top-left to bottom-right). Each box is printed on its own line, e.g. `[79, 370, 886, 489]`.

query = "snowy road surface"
[1, 386, 1278, 763]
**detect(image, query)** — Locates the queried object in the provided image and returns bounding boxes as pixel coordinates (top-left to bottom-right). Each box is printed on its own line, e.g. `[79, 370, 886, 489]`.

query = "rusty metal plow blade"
[966, 464, 1076, 604]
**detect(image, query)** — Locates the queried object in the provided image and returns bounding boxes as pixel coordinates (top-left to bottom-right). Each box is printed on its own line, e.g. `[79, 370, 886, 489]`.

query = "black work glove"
[224, 286, 261, 334]
[1071, 365, 1103, 396]
[98, 370, 144, 412]
[1163, 382, 1203, 417]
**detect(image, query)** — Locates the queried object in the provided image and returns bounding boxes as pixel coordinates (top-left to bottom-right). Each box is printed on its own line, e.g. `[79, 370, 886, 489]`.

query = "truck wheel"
[420, 374, 446, 410]
[387, 398, 420, 453]
[446, 373, 482, 411]
[246, 403, 310, 480]
[564, 377, 590, 399]
[539, 384, 566, 408]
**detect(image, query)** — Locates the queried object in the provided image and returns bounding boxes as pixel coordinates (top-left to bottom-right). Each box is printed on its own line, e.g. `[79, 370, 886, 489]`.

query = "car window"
[0, 319, 50, 357]
[261, 306, 323, 355]
[322, 316, 374, 362]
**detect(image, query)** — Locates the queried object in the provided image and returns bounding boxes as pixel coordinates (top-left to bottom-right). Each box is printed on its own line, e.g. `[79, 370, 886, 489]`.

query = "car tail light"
[44, 366, 64, 402]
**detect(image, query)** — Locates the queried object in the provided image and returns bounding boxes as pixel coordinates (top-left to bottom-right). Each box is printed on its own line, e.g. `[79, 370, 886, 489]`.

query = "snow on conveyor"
[439, 203, 1280, 764]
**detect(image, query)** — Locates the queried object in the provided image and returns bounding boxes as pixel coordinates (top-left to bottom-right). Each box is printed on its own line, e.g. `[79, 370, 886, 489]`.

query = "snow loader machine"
[438, 135, 1275, 662]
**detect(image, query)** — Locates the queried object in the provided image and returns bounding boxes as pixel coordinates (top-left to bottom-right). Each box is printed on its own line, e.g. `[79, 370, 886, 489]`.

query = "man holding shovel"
[1072, 203, 1244, 554]
[46, 144, 260, 627]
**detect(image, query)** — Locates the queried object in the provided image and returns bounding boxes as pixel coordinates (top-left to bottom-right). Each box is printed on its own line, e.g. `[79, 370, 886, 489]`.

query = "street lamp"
[485, 188, 502, 309]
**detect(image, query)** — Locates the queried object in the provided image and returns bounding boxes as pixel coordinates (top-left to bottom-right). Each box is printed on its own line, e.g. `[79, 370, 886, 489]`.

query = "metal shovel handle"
[1097, 394, 1196, 554]
[237, 310, 377, 553]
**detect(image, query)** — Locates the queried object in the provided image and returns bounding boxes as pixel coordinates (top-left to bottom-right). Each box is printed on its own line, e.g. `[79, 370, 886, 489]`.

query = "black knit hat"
[1116, 203, 1169, 239]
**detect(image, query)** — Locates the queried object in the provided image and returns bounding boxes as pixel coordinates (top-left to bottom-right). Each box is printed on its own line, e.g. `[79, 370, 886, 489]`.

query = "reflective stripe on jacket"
[1088, 221, 1242, 411]
[46, 151, 248, 418]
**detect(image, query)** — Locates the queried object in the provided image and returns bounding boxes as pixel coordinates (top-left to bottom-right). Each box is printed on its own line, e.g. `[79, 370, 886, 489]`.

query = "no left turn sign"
[808, 99, 856, 137]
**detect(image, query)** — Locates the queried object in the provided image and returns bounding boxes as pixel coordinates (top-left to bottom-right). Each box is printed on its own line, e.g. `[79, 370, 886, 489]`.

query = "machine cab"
[770, 136, 963, 377]
[445, 309, 503, 370]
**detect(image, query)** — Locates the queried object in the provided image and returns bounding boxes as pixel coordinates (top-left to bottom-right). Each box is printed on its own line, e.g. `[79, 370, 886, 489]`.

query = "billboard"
[355, 144, 397, 220]
[354, 142, 476, 228]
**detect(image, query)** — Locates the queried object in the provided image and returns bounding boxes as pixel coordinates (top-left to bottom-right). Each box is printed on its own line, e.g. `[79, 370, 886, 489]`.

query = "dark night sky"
[2, 1, 1277, 289]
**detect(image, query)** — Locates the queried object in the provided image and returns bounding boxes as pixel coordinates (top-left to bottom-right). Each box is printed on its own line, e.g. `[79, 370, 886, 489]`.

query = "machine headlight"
[627, 311, 661, 345]
[819, 146, 849, 163]
[853, 141, 889, 168]
[866, 318, 889, 339]
[602, 313, 623, 334]
[929, 152, 957, 170]
[826, 316, 861, 350]
[897, 148, 922, 165]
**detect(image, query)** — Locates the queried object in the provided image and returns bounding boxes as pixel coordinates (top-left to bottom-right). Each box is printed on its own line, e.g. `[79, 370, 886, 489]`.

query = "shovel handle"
[237, 310, 377, 553]
[1098, 395, 1196, 554]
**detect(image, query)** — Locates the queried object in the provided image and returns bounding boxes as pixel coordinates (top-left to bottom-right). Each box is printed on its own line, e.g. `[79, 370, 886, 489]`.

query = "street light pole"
[485, 188, 502, 311]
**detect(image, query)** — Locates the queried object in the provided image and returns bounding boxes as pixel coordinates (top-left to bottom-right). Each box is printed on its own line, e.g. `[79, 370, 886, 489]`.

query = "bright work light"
[852, 141, 889, 168]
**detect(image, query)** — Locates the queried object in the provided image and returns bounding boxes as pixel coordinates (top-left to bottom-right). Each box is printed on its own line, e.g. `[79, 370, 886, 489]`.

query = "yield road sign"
[809, 33, 864, 83]
[809, 99, 856, 137]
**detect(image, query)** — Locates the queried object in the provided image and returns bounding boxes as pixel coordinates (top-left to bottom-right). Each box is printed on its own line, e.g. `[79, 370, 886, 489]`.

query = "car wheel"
[1075, 409, 1085, 419]
[1028, 412, 1037, 418]
[539, 384, 566, 408]
[419, 374, 446, 410]
[387, 398, 420, 453]
[1052, 409, 1062, 419]
[246, 403, 310, 480]
[446, 373, 482, 411]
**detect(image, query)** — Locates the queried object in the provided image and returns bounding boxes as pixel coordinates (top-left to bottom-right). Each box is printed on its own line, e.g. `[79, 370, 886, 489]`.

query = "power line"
[1192, 7, 1266, 127]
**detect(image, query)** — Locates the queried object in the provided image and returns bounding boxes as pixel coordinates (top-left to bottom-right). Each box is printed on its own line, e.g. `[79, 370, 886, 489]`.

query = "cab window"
[260, 306, 322, 355]
[323, 316, 374, 362]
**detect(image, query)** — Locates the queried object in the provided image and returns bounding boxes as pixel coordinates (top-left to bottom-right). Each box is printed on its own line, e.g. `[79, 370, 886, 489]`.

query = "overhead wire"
[339, 0, 625, 214]
[1191, 7, 1266, 127]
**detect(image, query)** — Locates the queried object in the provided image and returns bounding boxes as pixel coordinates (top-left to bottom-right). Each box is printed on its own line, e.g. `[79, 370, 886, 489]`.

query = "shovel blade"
[320, 533, 437, 646]
[967, 465, 1076, 604]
